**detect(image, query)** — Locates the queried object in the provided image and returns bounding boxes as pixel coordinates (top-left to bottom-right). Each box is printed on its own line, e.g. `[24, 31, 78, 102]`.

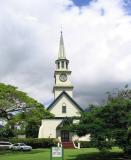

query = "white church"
[38, 32, 89, 145]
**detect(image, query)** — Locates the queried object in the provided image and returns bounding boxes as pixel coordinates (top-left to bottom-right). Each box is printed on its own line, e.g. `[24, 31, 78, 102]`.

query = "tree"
[9, 104, 54, 138]
[16, 104, 53, 138]
[74, 87, 131, 154]
[0, 83, 42, 119]
[0, 83, 53, 138]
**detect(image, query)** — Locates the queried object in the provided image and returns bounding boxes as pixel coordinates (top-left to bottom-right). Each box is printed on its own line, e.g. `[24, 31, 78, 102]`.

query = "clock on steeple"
[53, 31, 73, 99]
[59, 73, 67, 82]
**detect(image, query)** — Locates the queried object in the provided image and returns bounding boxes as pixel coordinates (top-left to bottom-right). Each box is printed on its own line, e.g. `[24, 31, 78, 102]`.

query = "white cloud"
[0, 0, 131, 108]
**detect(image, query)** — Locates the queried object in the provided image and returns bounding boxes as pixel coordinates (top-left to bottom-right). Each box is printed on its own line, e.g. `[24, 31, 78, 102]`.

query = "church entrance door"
[61, 130, 69, 142]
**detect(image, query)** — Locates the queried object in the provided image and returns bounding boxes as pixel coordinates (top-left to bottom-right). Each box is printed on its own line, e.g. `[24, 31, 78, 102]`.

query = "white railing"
[57, 142, 62, 147]
[72, 141, 80, 149]
[57, 137, 62, 147]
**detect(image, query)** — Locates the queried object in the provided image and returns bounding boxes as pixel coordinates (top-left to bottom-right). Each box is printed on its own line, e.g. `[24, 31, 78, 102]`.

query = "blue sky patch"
[71, 0, 131, 16]
[123, 0, 131, 15]
[72, 0, 93, 7]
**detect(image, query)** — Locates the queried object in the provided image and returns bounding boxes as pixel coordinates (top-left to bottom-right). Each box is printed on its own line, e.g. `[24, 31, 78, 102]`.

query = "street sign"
[50, 147, 64, 160]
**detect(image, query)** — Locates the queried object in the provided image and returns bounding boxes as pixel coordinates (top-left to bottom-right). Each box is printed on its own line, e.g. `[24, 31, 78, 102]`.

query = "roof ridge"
[47, 91, 83, 112]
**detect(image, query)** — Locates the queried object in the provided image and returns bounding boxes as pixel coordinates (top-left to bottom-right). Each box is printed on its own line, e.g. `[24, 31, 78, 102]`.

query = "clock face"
[59, 74, 67, 82]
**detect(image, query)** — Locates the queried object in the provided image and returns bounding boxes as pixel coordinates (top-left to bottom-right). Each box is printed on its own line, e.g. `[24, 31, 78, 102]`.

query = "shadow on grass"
[0, 149, 47, 155]
[68, 151, 131, 160]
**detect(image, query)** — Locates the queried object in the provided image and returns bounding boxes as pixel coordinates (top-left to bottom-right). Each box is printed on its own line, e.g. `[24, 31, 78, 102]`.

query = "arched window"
[66, 62, 68, 69]
[62, 103, 66, 113]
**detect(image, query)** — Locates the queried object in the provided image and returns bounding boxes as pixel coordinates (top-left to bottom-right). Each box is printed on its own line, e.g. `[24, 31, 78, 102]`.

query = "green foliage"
[102, 98, 131, 153]
[0, 137, 9, 141]
[0, 83, 41, 119]
[25, 122, 39, 138]
[0, 124, 15, 138]
[74, 141, 92, 148]
[0, 83, 54, 138]
[9, 138, 57, 148]
[74, 88, 131, 154]
[9, 104, 54, 138]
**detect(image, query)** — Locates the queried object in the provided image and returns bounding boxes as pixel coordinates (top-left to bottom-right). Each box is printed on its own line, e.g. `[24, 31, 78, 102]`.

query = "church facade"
[38, 32, 89, 142]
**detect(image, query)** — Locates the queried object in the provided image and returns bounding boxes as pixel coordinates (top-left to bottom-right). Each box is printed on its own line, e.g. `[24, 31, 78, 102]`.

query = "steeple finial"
[58, 30, 66, 59]
[60, 25, 62, 34]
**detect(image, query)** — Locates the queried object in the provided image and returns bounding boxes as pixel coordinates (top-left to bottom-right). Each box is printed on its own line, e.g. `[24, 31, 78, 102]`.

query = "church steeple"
[58, 31, 66, 59]
[53, 31, 73, 99]
[55, 31, 69, 71]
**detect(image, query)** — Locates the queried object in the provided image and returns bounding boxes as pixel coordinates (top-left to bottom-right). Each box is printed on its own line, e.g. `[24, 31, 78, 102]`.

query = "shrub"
[80, 141, 92, 148]
[74, 141, 92, 148]
[9, 138, 57, 148]
[0, 137, 9, 141]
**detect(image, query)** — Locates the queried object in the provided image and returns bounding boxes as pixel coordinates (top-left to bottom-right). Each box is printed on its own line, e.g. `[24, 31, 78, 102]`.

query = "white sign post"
[50, 147, 64, 160]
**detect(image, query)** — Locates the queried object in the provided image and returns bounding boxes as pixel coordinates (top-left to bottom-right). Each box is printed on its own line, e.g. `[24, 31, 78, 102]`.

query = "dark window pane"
[62, 61, 64, 68]
[66, 62, 68, 69]
[62, 106, 66, 113]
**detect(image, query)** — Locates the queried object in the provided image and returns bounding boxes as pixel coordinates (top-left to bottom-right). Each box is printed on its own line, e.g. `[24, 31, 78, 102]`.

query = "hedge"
[80, 141, 92, 148]
[79, 141, 116, 148]
[9, 138, 92, 148]
[74, 141, 92, 148]
[0, 137, 9, 141]
[9, 138, 58, 148]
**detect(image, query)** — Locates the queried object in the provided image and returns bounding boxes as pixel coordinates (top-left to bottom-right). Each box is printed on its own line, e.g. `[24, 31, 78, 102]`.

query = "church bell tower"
[53, 32, 73, 99]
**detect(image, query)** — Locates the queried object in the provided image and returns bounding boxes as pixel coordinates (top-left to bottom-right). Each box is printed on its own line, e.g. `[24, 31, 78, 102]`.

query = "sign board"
[51, 147, 64, 160]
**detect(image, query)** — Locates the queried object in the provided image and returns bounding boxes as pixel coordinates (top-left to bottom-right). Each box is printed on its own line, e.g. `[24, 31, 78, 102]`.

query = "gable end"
[47, 91, 83, 112]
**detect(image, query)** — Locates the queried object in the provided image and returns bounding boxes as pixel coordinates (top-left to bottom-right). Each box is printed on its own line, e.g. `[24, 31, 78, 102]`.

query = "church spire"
[54, 31, 73, 99]
[58, 31, 66, 59]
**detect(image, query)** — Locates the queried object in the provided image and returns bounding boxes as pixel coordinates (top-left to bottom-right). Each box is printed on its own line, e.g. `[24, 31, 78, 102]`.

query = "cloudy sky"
[0, 0, 131, 109]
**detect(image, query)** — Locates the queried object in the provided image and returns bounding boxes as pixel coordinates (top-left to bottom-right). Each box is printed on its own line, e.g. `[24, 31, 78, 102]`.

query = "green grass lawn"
[0, 147, 130, 160]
